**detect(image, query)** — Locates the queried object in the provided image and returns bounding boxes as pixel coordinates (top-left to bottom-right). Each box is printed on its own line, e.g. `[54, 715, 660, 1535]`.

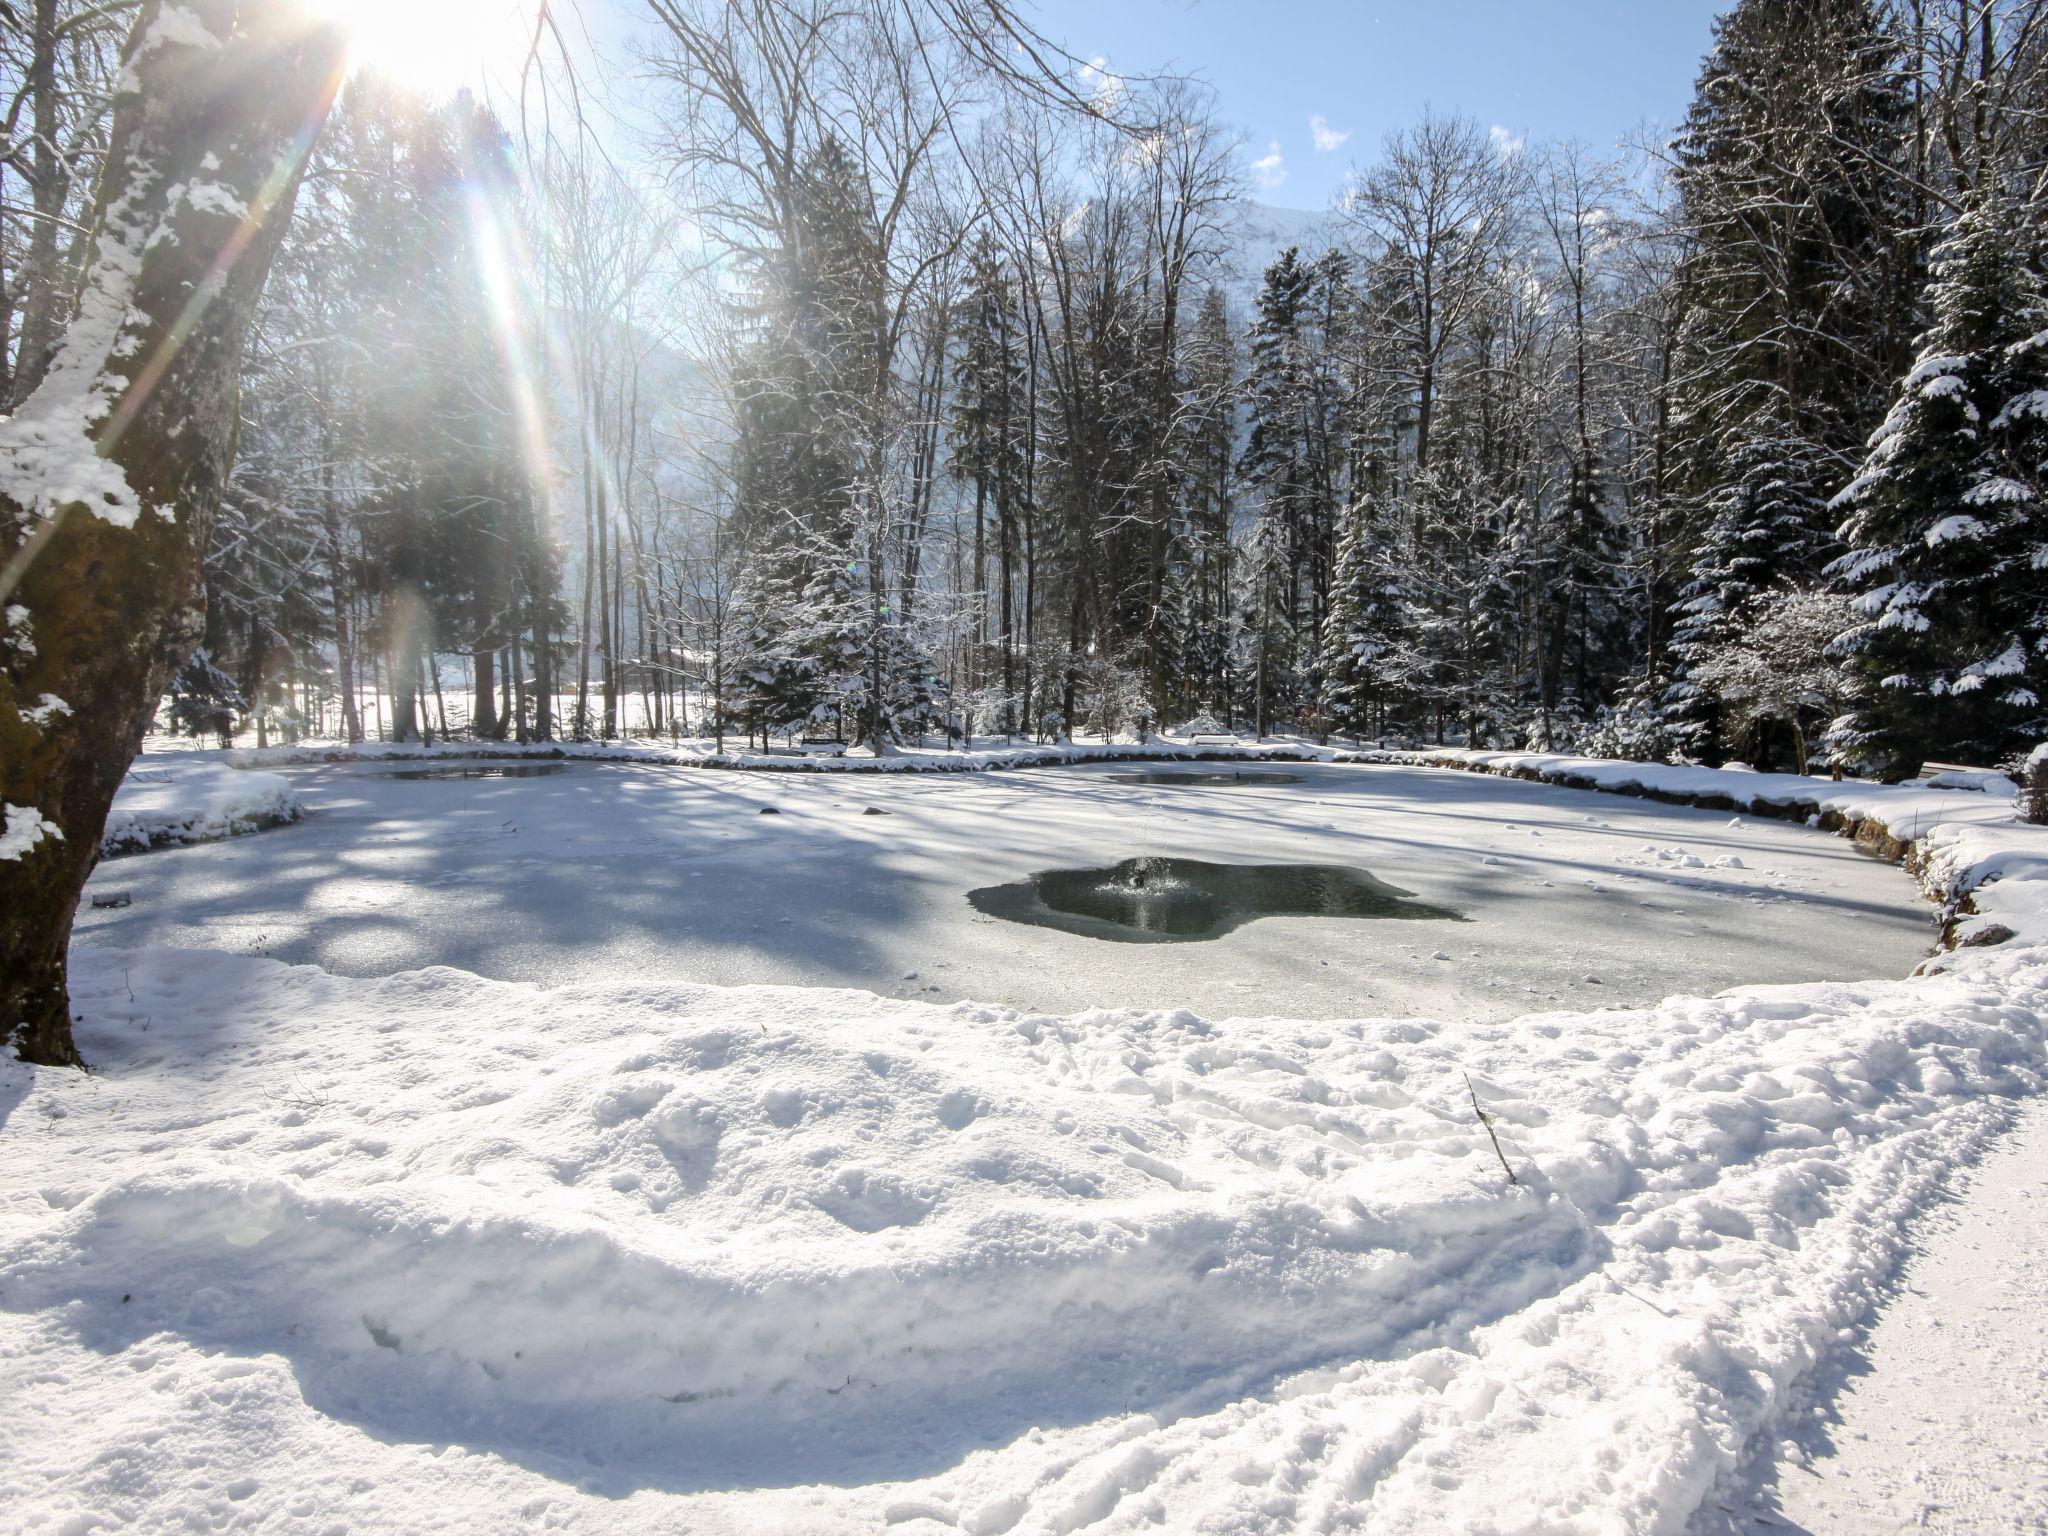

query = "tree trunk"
[472, 648, 498, 739]
[0, 0, 343, 1066]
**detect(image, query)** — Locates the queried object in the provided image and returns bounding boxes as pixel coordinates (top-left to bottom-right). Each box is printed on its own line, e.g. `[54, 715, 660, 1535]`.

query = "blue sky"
[1026, 1, 1730, 210]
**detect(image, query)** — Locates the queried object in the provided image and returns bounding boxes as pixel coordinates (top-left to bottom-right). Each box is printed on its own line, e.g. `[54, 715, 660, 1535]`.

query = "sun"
[311, 0, 536, 100]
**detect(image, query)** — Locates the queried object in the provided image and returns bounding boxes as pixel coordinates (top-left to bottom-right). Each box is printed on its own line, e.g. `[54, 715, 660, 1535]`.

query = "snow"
[98, 752, 302, 856]
[1, 800, 63, 861]
[1923, 512, 1988, 544]
[1991, 387, 2048, 427]
[0, 0, 239, 536]
[143, 4, 225, 53]
[1720, 1097, 2048, 1534]
[0, 150, 156, 529]
[1369, 745, 2026, 839]
[5, 750, 2046, 1532]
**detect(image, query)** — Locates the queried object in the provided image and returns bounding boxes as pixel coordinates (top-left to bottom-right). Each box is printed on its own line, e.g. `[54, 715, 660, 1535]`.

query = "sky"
[1025, 1, 1731, 210]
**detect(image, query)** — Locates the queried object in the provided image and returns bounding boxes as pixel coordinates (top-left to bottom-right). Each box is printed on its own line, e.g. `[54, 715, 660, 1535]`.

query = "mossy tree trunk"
[0, 0, 343, 1066]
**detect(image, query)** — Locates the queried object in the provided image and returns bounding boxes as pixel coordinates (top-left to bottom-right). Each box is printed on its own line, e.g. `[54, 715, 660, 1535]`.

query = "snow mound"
[6, 916, 2045, 1529]
[99, 753, 300, 855]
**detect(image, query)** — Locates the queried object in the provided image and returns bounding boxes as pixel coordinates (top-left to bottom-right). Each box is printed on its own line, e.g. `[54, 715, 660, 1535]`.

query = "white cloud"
[1309, 114, 1350, 154]
[1251, 140, 1287, 189]
[1488, 124, 1525, 158]
[1077, 54, 1124, 108]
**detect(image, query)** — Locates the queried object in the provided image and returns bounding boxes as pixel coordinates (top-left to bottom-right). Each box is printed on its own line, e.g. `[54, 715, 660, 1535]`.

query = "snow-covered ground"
[75, 758, 1935, 1024]
[1721, 1098, 2048, 1534]
[99, 751, 301, 856]
[4, 750, 2044, 1534]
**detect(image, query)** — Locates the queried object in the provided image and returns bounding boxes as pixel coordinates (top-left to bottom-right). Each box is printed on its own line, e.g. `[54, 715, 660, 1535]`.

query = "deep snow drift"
[74, 757, 1936, 1024]
[4, 751, 2044, 1534]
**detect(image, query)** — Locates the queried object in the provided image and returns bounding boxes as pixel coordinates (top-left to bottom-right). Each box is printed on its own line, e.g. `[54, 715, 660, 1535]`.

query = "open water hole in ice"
[385, 762, 569, 781]
[1102, 769, 1306, 787]
[967, 855, 1464, 941]
[74, 757, 1940, 1022]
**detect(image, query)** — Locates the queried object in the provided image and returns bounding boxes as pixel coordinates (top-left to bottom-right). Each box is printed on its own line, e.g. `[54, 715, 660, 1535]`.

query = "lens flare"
[308, 0, 531, 99]
[466, 188, 552, 489]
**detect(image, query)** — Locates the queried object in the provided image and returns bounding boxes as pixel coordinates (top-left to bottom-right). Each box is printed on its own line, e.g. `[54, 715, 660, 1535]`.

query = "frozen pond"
[75, 757, 1940, 1021]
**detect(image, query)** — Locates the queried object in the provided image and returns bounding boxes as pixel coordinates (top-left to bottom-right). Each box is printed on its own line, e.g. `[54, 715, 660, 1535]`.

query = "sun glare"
[314, 0, 533, 100]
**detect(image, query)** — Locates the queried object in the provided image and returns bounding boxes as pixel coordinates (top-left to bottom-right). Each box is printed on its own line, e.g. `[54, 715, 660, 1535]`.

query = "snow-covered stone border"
[99, 756, 302, 857]
[1364, 747, 2047, 954]
[227, 734, 1341, 775]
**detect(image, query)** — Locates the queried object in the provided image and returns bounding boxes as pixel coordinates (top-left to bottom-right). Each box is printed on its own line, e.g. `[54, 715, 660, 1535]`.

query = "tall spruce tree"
[1663, 0, 1913, 755]
[1318, 492, 1406, 739]
[950, 235, 1029, 718]
[1829, 189, 2048, 771]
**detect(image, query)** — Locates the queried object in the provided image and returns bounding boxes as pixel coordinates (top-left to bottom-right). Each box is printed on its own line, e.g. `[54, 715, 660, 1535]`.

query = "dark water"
[384, 763, 569, 781]
[968, 856, 1464, 943]
[1104, 770, 1304, 787]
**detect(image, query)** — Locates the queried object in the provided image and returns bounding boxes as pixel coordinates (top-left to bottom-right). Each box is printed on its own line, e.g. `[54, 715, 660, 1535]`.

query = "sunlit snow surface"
[5, 753, 2043, 1534]
[73, 759, 1935, 1021]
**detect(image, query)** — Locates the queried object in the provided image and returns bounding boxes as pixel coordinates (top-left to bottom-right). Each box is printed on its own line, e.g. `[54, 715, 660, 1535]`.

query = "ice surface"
[76, 758, 1935, 1023]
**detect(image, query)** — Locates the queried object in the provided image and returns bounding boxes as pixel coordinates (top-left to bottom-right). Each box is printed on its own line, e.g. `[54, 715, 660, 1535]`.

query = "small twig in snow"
[1466, 1072, 1519, 1187]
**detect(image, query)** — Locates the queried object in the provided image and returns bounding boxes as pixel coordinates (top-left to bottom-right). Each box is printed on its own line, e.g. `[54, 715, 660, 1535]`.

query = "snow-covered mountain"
[1200, 200, 1340, 316]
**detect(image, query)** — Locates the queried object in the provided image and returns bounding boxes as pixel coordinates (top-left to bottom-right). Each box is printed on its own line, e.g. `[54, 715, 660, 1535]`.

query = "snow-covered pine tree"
[1663, 0, 1913, 757]
[1235, 511, 1299, 737]
[950, 234, 1029, 699]
[165, 650, 249, 750]
[1175, 284, 1239, 717]
[1828, 188, 2048, 771]
[1663, 404, 1831, 758]
[1689, 585, 1853, 772]
[1403, 456, 1516, 745]
[1318, 492, 1405, 741]
[1238, 248, 1318, 731]
[725, 560, 812, 749]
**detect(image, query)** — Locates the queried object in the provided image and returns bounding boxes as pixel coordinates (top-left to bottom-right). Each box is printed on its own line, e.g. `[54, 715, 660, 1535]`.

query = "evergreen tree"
[1829, 189, 2048, 771]
[1176, 284, 1239, 715]
[1664, 404, 1831, 757]
[1318, 492, 1405, 739]
[950, 235, 1030, 711]
[1663, 0, 1914, 753]
[1403, 457, 1516, 744]
[166, 650, 248, 749]
[1238, 248, 1319, 729]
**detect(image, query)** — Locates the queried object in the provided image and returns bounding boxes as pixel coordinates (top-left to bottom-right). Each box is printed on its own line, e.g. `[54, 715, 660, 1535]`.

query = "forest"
[4, 0, 2046, 785]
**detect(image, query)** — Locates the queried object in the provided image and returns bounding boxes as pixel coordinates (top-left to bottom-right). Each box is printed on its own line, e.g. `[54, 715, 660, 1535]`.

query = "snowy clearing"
[3, 752, 2044, 1534]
